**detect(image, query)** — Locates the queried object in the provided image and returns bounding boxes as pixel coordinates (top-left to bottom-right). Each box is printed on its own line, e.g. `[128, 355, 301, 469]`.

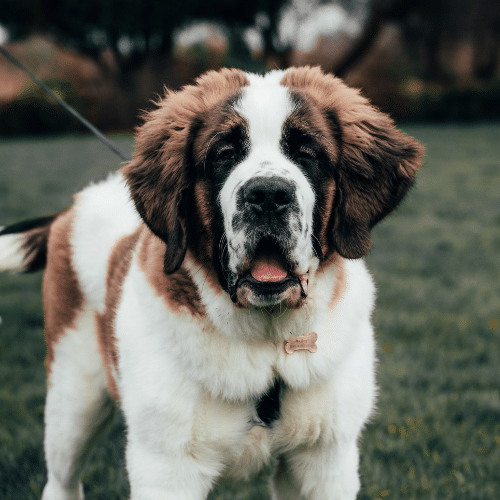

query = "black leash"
[0, 45, 131, 162]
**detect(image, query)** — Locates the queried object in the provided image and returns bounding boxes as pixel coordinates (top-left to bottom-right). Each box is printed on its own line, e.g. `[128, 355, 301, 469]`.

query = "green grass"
[1, 124, 499, 499]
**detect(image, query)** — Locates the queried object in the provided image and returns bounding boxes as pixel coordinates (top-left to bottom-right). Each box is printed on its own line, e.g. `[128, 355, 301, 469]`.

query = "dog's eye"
[215, 146, 235, 163]
[295, 149, 316, 165]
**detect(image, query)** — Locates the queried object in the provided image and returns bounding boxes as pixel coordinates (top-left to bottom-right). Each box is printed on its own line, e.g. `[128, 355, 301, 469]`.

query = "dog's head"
[123, 67, 423, 309]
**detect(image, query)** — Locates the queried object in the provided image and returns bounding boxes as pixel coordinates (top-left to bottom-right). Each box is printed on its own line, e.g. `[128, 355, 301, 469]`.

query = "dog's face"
[124, 67, 423, 309]
[208, 76, 318, 309]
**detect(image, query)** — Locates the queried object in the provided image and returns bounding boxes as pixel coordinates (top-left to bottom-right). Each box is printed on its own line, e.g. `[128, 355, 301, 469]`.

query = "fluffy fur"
[0, 66, 423, 500]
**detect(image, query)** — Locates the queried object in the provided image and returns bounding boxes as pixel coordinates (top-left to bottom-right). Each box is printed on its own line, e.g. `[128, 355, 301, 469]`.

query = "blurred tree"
[0, 0, 288, 70]
[334, 0, 500, 84]
[0, 0, 298, 130]
[3, 0, 499, 126]
[399, 0, 500, 83]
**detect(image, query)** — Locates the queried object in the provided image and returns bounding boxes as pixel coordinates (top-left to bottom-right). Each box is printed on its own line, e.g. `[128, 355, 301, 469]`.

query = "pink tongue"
[250, 255, 288, 282]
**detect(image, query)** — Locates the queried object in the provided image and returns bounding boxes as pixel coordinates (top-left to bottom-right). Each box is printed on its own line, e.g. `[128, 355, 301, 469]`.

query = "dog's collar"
[284, 331, 318, 354]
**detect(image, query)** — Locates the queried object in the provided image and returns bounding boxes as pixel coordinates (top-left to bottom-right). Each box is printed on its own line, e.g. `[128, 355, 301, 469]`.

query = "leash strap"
[0, 45, 131, 162]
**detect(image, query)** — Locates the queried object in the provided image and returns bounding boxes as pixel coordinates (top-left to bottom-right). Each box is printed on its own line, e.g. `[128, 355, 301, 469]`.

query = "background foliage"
[1, 0, 500, 132]
[0, 125, 499, 498]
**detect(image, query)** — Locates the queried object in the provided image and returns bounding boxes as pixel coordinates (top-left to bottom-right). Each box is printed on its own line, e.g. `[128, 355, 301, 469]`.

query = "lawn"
[0, 124, 499, 499]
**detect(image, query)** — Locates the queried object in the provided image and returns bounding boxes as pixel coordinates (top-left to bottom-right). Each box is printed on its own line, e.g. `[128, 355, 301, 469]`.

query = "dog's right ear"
[122, 69, 250, 274]
[122, 94, 193, 274]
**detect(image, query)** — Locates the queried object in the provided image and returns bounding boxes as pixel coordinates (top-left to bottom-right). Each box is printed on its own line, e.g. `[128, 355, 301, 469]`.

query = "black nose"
[243, 176, 295, 214]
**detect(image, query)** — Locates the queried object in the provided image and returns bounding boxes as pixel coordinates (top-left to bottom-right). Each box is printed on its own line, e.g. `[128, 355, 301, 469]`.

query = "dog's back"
[0, 173, 139, 305]
[0, 172, 141, 500]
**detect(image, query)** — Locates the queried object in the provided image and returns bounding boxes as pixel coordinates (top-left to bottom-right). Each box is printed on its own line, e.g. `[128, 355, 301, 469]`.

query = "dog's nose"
[243, 176, 295, 214]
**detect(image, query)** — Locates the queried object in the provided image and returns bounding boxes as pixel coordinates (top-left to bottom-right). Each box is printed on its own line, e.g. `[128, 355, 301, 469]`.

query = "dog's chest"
[190, 319, 333, 401]
[186, 374, 337, 481]
[119, 257, 346, 406]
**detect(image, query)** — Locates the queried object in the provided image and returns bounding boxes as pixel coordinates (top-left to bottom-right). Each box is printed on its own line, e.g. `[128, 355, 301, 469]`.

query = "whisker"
[218, 234, 231, 272]
[311, 234, 330, 281]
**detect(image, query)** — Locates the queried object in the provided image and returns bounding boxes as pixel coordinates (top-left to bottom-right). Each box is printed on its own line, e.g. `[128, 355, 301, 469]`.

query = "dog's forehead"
[235, 73, 294, 145]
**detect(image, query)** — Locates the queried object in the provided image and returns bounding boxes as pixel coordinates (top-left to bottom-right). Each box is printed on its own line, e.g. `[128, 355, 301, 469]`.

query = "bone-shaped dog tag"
[284, 332, 318, 354]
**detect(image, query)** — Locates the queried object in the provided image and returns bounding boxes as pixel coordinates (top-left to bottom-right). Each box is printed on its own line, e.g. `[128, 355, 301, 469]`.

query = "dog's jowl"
[0, 66, 423, 500]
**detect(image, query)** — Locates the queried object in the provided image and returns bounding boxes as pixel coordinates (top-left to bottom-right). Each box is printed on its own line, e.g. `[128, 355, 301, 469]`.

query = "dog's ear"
[281, 67, 424, 260]
[122, 69, 250, 274]
[122, 94, 193, 274]
[331, 100, 424, 259]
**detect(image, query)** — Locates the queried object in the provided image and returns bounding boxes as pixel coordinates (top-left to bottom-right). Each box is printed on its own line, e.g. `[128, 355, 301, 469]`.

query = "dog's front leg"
[123, 390, 227, 500]
[119, 357, 223, 499]
[125, 434, 219, 500]
[120, 375, 228, 500]
[271, 438, 361, 500]
[271, 329, 376, 500]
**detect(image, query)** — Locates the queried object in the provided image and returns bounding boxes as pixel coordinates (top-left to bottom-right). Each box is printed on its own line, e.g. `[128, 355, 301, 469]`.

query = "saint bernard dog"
[0, 66, 423, 500]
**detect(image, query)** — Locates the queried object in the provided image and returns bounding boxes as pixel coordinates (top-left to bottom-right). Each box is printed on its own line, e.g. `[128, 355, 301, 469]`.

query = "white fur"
[114, 248, 376, 499]
[42, 308, 113, 500]
[3, 72, 379, 500]
[111, 242, 376, 500]
[220, 80, 315, 277]
[72, 173, 140, 310]
[0, 229, 28, 272]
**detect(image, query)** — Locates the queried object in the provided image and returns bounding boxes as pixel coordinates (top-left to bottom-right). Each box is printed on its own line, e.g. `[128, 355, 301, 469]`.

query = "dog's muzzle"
[228, 176, 309, 309]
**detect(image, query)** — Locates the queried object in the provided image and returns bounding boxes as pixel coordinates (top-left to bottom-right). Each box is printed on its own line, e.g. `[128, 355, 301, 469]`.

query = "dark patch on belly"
[255, 378, 283, 426]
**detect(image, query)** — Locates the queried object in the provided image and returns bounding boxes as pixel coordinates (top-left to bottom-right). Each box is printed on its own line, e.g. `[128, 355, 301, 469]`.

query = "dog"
[0, 66, 423, 500]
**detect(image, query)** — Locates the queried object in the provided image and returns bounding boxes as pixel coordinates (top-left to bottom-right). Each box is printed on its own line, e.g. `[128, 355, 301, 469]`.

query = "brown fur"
[95, 229, 142, 399]
[43, 209, 84, 377]
[315, 179, 337, 258]
[188, 181, 217, 273]
[122, 69, 250, 274]
[138, 229, 206, 318]
[120, 66, 422, 312]
[327, 255, 347, 309]
[190, 100, 248, 167]
[281, 66, 424, 261]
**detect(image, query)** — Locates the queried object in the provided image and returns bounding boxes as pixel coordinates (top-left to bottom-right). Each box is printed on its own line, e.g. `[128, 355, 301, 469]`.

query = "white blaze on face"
[218, 72, 316, 276]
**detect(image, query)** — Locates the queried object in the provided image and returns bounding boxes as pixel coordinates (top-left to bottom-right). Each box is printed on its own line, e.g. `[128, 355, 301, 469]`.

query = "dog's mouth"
[230, 238, 309, 309]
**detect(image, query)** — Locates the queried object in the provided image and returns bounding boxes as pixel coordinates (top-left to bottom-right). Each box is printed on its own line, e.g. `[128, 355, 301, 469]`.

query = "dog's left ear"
[331, 94, 424, 259]
[281, 66, 424, 260]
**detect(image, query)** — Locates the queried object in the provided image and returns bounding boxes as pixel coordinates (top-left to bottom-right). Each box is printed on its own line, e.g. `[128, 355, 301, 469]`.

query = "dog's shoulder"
[70, 173, 141, 309]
